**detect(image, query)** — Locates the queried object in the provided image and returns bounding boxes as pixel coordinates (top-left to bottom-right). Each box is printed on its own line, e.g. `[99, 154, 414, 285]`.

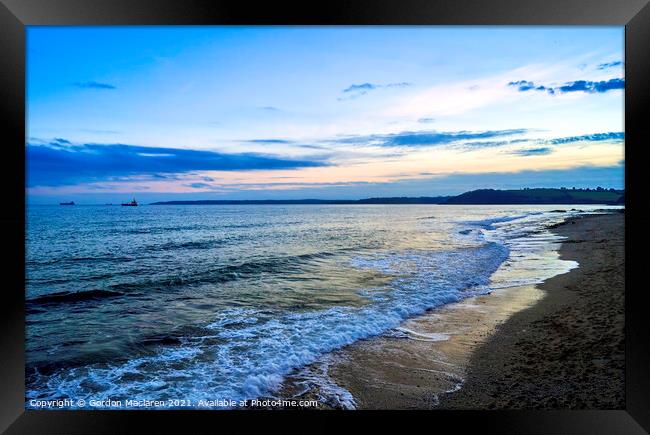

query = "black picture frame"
[1, 0, 648, 433]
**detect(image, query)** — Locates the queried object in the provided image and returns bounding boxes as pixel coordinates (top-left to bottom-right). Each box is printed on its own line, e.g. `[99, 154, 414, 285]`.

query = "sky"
[26, 26, 625, 203]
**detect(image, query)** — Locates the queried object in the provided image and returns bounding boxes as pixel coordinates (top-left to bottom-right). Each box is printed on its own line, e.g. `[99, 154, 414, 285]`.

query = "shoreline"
[439, 211, 624, 409]
[281, 211, 624, 409]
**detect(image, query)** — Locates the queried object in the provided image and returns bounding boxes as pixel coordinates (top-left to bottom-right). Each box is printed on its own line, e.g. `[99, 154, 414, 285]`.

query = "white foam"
[286, 354, 356, 409]
[394, 327, 450, 342]
[27, 242, 508, 408]
[28, 207, 617, 409]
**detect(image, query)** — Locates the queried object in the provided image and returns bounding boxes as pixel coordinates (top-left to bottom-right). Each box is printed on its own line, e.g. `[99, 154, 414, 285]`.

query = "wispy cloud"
[260, 106, 280, 111]
[455, 131, 623, 153]
[325, 128, 622, 156]
[343, 83, 379, 93]
[417, 118, 435, 124]
[385, 68, 534, 118]
[73, 81, 117, 90]
[244, 139, 293, 144]
[79, 129, 122, 135]
[597, 61, 623, 70]
[27, 141, 328, 187]
[508, 80, 547, 92]
[339, 82, 411, 100]
[166, 164, 624, 197]
[184, 180, 374, 192]
[150, 173, 182, 180]
[296, 144, 330, 150]
[454, 138, 530, 151]
[335, 128, 528, 148]
[510, 147, 553, 156]
[187, 182, 212, 189]
[547, 132, 624, 144]
[242, 139, 329, 151]
[508, 78, 624, 95]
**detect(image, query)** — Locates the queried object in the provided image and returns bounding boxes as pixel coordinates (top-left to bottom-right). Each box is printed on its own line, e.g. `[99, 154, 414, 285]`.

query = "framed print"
[1, 0, 649, 433]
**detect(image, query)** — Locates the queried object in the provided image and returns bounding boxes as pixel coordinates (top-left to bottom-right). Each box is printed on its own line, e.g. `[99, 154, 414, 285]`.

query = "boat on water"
[121, 198, 138, 207]
[59, 201, 75, 206]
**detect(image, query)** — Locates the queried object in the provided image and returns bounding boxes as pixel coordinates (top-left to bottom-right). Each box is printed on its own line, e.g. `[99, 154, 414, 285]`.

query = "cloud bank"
[27, 142, 327, 187]
[508, 78, 624, 95]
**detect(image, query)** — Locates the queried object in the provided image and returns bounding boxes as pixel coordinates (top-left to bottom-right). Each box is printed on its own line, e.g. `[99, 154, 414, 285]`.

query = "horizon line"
[29, 187, 625, 206]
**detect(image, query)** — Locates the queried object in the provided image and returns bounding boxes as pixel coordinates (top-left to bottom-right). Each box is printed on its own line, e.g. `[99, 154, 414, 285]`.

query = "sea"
[25, 204, 620, 408]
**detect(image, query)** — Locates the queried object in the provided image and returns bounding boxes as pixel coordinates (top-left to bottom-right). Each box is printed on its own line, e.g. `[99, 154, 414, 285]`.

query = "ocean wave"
[28, 268, 147, 286]
[26, 206, 616, 409]
[108, 250, 344, 293]
[140, 239, 224, 253]
[26, 255, 139, 267]
[393, 327, 450, 342]
[136, 333, 184, 347]
[115, 219, 302, 235]
[463, 212, 543, 230]
[26, 289, 124, 306]
[285, 354, 357, 409]
[118, 225, 217, 235]
[462, 210, 581, 293]
[26, 242, 509, 408]
[27, 249, 347, 305]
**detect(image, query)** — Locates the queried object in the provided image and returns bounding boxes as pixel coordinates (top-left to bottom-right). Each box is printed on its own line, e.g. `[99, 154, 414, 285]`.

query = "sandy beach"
[283, 211, 625, 409]
[440, 212, 625, 409]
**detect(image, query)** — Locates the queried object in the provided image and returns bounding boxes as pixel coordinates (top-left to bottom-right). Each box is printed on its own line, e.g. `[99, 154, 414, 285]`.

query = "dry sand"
[282, 212, 625, 409]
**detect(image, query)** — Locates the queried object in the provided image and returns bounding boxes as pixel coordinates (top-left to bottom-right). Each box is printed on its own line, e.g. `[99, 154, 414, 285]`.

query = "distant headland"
[151, 188, 624, 206]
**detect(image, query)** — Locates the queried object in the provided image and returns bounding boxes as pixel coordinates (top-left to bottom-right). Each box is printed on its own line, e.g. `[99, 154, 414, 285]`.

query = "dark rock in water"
[550, 210, 566, 213]
[459, 229, 472, 235]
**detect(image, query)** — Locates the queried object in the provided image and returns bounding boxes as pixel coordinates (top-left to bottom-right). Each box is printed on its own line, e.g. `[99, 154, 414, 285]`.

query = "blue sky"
[27, 26, 624, 203]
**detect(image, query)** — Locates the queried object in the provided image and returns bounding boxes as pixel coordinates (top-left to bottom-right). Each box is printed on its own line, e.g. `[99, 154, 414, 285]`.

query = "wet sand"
[439, 212, 625, 409]
[327, 283, 546, 409]
[284, 212, 624, 409]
